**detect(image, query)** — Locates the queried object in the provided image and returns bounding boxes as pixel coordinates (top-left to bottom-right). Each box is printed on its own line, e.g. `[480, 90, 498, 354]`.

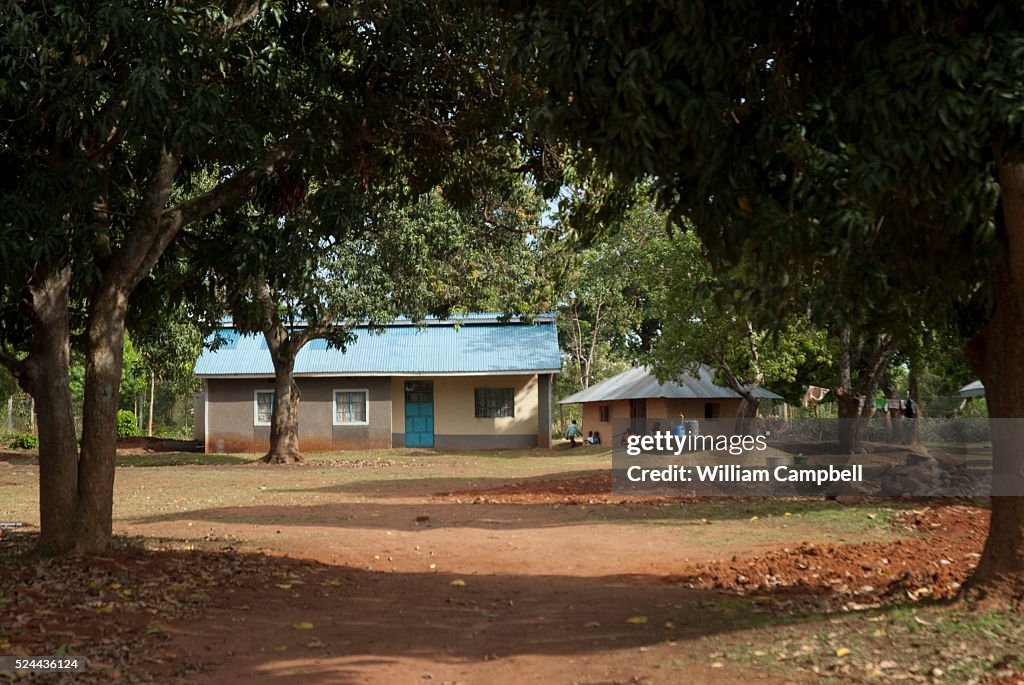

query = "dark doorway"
[630, 398, 647, 432]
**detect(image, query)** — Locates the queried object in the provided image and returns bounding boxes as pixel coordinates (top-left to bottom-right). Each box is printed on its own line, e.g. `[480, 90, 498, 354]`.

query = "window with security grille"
[254, 390, 274, 426]
[474, 388, 514, 418]
[334, 390, 368, 424]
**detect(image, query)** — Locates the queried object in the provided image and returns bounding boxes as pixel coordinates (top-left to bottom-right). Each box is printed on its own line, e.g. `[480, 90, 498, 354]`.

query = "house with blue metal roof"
[194, 315, 560, 453]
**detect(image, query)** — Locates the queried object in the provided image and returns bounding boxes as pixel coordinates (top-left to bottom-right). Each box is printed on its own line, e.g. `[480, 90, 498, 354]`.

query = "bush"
[117, 410, 139, 438]
[8, 432, 38, 449]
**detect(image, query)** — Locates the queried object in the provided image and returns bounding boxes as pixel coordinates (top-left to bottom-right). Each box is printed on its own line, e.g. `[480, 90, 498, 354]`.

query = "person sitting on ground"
[565, 419, 582, 447]
[590, 430, 602, 445]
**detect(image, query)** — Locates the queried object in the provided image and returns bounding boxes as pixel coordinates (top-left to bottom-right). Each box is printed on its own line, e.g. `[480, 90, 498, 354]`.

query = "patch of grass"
[116, 452, 252, 467]
[641, 506, 901, 548]
[701, 602, 1024, 684]
[597, 498, 911, 529]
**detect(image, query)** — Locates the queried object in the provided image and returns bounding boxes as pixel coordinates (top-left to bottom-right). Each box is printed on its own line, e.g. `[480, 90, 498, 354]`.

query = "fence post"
[148, 372, 155, 437]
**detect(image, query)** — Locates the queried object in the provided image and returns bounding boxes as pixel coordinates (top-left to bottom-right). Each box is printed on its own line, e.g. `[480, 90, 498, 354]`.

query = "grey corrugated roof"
[194, 317, 560, 377]
[559, 366, 783, 404]
[959, 380, 985, 398]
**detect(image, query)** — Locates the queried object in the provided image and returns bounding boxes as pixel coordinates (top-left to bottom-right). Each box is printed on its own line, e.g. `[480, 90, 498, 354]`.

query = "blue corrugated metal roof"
[194, 318, 561, 376]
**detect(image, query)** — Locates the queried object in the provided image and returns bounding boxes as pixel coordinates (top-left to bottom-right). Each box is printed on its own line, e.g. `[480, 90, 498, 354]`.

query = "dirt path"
[0, 452, 997, 684]
[129, 471, 832, 684]
[141, 485, 976, 684]
[168, 566, 770, 685]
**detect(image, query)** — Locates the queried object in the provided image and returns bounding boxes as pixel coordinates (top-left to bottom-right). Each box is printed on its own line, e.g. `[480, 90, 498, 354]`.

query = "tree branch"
[0, 345, 25, 385]
[104, 148, 180, 293]
[224, 1, 263, 32]
[167, 139, 303, 226]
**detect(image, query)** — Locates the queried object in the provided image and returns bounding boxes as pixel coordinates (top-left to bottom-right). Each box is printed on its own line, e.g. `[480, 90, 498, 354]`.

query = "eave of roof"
[558, 365, 784, 404]
[194, 317, 561, 377]
[958, 380, 985, 398]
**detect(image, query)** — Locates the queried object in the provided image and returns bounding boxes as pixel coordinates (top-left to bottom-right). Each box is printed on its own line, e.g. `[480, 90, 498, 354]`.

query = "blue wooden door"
[404, 381, 434, 448]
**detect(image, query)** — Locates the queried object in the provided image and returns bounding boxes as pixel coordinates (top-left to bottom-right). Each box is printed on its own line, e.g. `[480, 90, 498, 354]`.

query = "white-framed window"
[475, 387, 515, 418]
[254, 390, 275, 426]
[333, 389, 369, 425]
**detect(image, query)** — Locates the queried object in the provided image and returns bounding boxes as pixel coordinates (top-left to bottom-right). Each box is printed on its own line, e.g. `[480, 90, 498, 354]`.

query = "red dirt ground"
[438, 476, 989, 609]
[0, 467, 1007, 684]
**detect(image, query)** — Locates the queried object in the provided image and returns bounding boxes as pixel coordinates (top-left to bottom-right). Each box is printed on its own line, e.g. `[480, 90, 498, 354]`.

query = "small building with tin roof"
[194, 314, 559, 453]
[958, 380, 985, 398]
[559, 365, 783, 441]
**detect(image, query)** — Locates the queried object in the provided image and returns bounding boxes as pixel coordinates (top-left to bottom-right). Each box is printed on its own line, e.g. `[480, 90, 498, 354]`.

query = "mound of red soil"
[668, 504, 988, 608]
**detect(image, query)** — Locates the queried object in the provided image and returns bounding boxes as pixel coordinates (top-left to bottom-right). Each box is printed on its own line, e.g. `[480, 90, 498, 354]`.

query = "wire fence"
[779, 396, 982, 421]
[2, 383, 196, 442]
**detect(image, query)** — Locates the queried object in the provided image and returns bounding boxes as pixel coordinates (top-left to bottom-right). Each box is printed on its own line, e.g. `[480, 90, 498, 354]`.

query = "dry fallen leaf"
[449, 579, 466, 587]
[835, 647, 851, 658]
[292, 621, 314, 630]
[625, 615, 647, 624]
[907, 587, 931, 601]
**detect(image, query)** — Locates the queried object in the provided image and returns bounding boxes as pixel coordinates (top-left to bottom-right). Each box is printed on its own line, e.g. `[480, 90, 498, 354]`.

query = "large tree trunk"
[733, 392, 761, 435]
[262, 332, 304, 464]
[834, 329, 890, 454]
[9, 146, 293, 557]
[965, 163, 1024, 607]
[264, 362, 303, 464]
[17, 267, 80, 555]
[903, 362, 921, 445]
[835, 390, 863, 454]
[75, 286, 130, 554]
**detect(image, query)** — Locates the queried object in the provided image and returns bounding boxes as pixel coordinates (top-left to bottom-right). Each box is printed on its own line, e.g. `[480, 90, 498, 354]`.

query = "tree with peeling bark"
[512, 1, 1024, 604]
[0, 1, 535, 554]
